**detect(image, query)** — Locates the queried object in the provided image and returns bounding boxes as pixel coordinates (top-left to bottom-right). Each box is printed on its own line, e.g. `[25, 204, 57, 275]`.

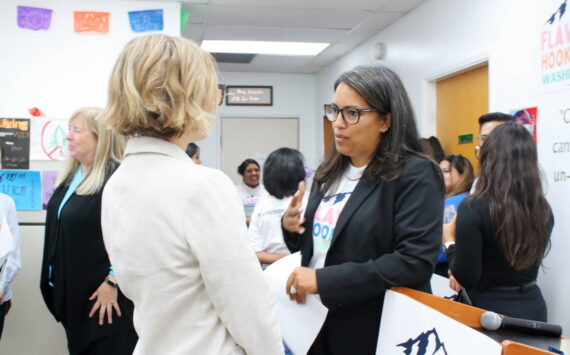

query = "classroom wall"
[316, 0, 570, 331]
[0, 1, 181, 353]
[200, 71, 318, 170]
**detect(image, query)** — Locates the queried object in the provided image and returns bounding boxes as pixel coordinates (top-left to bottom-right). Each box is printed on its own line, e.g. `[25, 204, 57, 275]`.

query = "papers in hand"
[0, 215, 14, 267]
[263, 252, 328, 355]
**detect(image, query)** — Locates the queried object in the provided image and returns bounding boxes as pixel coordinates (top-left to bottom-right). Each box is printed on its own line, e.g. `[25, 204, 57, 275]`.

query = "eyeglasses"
[324, 104, 381, 125]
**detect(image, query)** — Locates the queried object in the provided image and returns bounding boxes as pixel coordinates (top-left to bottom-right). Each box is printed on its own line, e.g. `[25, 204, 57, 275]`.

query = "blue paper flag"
[128, 9, 163, 32]
[0, 170, 42, 210]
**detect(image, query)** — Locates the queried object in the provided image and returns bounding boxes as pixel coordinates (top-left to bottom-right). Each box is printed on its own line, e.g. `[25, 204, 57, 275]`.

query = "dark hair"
[419, 136, 445, 163]
[237, 159, 260, 176]
[441, 154, 474, 197]
[185, 143, 199, 158]
[263, 148, 306, 199]
[478, 112, 515, 130]
[474, 122, 551, 270]
[315, 66, 425, 192]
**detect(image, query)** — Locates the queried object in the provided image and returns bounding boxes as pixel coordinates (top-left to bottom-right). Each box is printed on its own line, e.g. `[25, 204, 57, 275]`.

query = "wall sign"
[226, 86, 273, 106]
[0, 118, 31, 169]
[458, 133, 473, 144]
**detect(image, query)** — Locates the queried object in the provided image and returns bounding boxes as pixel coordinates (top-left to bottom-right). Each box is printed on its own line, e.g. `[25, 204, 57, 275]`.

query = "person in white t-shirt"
[235, 159, 267, 225]
[249, 148, 307, 268]
[0, 193, 21, 340]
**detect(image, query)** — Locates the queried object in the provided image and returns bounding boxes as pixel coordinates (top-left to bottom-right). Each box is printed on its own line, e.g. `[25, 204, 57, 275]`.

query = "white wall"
[316, 0, 570, 331]
[200, 71, 318, 170]
[0, 0, 181, 118]
[0, 1, 181, 353]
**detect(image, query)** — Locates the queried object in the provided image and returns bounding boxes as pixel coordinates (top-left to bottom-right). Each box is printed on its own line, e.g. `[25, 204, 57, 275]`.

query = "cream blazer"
[102, 136, 283, 355]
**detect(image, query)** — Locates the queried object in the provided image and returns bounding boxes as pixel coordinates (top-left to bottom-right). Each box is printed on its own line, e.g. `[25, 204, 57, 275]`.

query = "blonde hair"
[57, 107, 125, 195]
[103, 34, 219, 139]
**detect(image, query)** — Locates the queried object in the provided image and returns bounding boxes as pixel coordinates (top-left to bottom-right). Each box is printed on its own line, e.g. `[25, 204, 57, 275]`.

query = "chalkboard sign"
[0, 118, 31, 169]
[226, 86, 273, 106]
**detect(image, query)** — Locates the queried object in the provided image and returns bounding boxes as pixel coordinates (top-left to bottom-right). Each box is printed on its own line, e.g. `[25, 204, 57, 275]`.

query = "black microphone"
[480, 311, 562, 337]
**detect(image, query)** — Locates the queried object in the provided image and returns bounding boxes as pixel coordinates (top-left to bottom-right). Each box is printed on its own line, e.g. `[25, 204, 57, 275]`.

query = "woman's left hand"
[286, 267, 318, 304]
[88, 278, 122, 325]
[442, 215, 457, 244]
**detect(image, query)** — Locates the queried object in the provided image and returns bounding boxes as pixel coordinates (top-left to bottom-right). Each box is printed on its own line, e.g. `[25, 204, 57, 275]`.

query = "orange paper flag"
[74, 11, 109, 33]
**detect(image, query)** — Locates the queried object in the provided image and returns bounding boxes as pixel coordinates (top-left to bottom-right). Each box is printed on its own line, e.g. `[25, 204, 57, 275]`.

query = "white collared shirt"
[0, 193, 21, 303]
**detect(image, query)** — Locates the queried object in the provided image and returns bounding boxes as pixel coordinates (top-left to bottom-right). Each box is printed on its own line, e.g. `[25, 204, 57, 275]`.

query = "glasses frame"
[324, 104, 380, 125]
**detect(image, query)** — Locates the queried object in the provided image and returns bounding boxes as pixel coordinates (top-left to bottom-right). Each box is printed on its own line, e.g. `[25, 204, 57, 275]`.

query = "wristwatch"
[105, 275, 118, 288]
[444, 241, 455, 250]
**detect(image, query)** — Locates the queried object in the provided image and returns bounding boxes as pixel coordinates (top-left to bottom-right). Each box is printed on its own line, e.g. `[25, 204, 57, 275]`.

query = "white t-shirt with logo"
[309, 164, 366, 269]
[235, 183, 267, 218]
[248, 194, 309, 261]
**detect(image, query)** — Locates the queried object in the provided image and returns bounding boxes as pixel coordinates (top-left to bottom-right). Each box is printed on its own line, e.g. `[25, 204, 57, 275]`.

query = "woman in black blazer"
[282, 66, 444, 354]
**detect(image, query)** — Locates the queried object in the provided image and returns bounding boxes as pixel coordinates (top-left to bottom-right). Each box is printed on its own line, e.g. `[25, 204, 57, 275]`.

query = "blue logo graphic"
[397, 328, 448, 355]
[323, 192, 351, 204]
[546, 0, 567, 25]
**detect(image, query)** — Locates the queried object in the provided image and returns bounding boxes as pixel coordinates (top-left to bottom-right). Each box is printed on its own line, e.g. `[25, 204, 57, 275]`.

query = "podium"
[377, 287, 566, 354]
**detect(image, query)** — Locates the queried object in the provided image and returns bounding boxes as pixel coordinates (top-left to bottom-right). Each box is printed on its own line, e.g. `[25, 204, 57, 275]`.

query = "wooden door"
[436, 64, 488, 171]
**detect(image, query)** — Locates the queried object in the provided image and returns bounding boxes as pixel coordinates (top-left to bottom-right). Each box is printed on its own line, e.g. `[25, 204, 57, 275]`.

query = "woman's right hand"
[282, 181, 306, 234]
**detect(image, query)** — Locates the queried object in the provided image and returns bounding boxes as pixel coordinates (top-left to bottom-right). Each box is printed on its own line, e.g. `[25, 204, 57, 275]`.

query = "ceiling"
[178, 0, 428, 74]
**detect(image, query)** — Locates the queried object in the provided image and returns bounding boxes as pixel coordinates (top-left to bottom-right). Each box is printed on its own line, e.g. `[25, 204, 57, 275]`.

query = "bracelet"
[105, 275, 118, 288]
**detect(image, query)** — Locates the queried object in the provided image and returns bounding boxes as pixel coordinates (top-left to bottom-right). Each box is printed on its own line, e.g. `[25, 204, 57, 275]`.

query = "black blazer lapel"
[329, 178, 379, 249]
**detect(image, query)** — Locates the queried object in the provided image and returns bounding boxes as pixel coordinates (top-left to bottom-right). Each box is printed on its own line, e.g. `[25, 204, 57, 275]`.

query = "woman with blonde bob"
[101, 34, 283, 355]
[40, 107, 137, 355]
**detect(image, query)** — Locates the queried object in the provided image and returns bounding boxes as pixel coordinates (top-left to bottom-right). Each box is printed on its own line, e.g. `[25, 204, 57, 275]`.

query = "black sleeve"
[446, 198, 484, 288]
[316, 158, 443, 309]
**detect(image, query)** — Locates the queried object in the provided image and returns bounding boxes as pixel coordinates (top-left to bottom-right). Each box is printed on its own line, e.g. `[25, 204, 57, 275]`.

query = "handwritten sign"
[17, 6, 53, 31]
[0, 170, 41, 210]
[226, 86, 273, 106]
[0, 118, 31, 169]
[31, 119, 68, 161]
[128, 9, 164, 32]
[74, 11, 110, 33]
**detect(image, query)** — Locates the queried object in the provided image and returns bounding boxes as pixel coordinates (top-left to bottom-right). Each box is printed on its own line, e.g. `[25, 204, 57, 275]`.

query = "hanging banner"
[128, 9, 164, 32]
[17, 6, 52, 31]
[74, 11, 110, 34]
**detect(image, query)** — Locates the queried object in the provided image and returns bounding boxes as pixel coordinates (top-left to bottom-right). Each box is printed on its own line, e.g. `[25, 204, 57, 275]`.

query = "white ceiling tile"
[380, 0, 428, 12]
[207, 0, 390, 11]
[317, 44, 353, 57]
[177, 0, 427, 73]
[203, 26, 347, 43]
[357, 11, 404, 30]
[336, 28, 379, 46]
[204, 6, 369, 29]
[307, 55, 339, 67]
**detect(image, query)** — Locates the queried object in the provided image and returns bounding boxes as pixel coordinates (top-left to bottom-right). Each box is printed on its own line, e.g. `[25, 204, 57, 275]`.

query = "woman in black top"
[444, 122, 553, 321]
[40, 107, 137, 354]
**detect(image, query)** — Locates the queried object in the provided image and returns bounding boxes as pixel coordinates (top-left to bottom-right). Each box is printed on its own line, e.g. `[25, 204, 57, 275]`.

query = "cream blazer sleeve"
[185, 170, 283, 355]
